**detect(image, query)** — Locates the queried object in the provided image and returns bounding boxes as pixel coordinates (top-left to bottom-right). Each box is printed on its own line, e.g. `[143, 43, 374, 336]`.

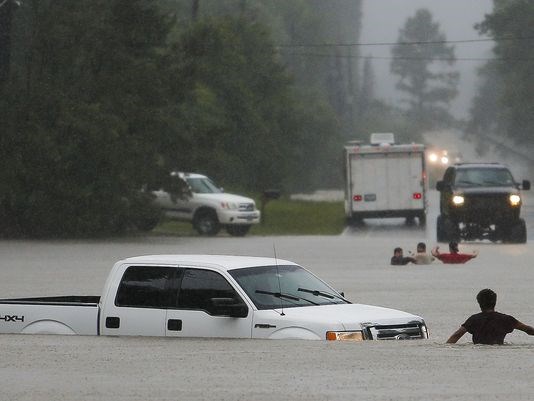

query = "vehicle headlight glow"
[452, 195, 464, 206]
[441, 156, 449, 165]
[326, 331, 364, 341]
[509, 194, 521, 206]
[428, 153, 438, 163]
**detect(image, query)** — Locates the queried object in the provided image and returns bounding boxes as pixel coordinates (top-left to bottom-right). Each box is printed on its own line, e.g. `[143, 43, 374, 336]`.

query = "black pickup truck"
[436, 163, 530, 243]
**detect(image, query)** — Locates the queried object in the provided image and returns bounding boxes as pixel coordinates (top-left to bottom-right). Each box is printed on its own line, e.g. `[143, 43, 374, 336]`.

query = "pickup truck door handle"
[167, 319, 182, 331]
[105, 316, 120, 329]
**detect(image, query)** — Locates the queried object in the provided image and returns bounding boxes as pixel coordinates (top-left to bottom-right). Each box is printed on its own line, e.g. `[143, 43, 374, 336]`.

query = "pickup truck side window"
[177, 269, 238, 314]
[116, 266, 176, 308]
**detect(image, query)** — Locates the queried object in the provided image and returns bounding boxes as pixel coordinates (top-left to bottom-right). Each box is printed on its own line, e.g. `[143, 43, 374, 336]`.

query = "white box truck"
[344, 133, 427, 226]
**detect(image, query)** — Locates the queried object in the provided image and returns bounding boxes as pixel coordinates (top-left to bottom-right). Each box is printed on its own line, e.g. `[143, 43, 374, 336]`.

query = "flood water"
[1, 229, 533, 400]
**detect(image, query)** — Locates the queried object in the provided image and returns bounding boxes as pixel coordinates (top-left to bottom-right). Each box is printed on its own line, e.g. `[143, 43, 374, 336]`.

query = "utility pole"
[191, 0, 199, 21]
[0, 0, 15, 84]
[239, 0, 246, 15]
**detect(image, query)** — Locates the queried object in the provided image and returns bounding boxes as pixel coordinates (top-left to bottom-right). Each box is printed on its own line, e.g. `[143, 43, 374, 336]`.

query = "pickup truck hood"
[455, 186, 519, 195]
[194, 192, 255, 204]
[257, 303, 423, 330]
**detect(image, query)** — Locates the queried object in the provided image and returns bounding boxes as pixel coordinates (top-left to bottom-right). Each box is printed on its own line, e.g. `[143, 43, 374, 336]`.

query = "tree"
[163, 0, 363, 139]
[466, 61, 503, 154]
[391, 9, 459, 131]
[0, 0, 172, 237]
[474, 0, 534, 146]
[167, 17, 341, 191]
[0, 1, 347, 238]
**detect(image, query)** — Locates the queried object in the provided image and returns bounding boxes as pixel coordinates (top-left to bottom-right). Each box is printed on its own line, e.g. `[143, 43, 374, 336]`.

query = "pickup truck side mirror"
[522, 180, 531, 190]
[435, 181, 445, 191]
[209, 297, 248, 318]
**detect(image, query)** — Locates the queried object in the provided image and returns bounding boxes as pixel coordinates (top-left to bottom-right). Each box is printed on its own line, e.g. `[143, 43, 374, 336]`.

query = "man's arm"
[431, 247, 440, 257]
[446, 326, 467, 343]
[515, 321, 534, 335]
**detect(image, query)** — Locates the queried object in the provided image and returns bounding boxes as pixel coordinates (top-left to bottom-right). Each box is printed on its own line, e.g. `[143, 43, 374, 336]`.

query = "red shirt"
[435, 252, 476, 264]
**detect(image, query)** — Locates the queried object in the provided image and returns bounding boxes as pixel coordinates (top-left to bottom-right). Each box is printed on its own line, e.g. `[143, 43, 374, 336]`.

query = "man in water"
[410, 242, 435, 265]
[447, 288, 534, 344]
[432, 241, 478, 264]
[390, 247, 415, 265]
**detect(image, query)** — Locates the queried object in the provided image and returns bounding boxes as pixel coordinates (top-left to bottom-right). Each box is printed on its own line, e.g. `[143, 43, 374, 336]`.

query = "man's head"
[394, 247, 403, 256]
[417, 242, 426, 252]
[476, 288, 497, 311]
[449, 241, 459, 253]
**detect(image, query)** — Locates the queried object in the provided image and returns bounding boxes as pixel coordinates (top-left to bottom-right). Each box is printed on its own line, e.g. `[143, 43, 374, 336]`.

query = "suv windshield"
[186, 177, 222, 194]
[454, 168, 515, 187]
[229, 265, 348, 310]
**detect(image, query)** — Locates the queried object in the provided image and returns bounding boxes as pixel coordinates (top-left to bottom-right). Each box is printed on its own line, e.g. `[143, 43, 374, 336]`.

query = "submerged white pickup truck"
[0, 255, 428, 341]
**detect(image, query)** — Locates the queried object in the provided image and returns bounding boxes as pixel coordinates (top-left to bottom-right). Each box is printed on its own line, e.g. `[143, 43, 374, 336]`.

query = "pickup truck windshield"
[229, 265, 348, 310]
[186, 177, 222, 194]
[454, 168, 515, 187]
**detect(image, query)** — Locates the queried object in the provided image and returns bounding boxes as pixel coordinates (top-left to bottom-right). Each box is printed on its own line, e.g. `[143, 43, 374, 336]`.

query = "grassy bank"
[152, 199, 346, 236]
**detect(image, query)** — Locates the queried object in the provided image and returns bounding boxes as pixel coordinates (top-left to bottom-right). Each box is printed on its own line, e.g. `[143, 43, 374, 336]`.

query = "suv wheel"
[226, 225, 251, 237]
[194, 210, 220, 236]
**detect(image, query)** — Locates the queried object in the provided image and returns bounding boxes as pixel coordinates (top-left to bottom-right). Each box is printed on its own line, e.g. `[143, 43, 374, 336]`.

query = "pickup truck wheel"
[194, 211, 220, 236]
[437, 215, 458, 242]
[507, 219, 527, 243]
[436, 215, 446, 242]
[226, 225, 251, 237]
[134, 216, 160, 232]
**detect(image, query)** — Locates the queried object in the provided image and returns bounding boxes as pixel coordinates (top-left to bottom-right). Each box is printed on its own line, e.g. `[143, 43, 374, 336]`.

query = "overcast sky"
[361, 0, 494, 119]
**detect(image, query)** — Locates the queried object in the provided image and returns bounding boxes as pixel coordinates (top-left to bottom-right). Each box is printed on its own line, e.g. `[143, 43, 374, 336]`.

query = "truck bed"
[0, 295, 100, 305]
[0, 296, 100, 335]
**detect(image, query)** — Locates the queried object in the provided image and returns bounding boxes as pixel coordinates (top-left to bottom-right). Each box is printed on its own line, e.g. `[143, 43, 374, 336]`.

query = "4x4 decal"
[0, 315, 24, 322]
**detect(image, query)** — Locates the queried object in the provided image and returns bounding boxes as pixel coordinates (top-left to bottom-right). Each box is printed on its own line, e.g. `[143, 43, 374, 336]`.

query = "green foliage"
[0, 0, 171, 237]
[153, 198, 346, 236]
[252, 199, 345, 235]
[0, 0, 348, 237]
[167, 17, 342, 191]
[473, 0, 534, 146]
[390, 9, 459, 132]
[466, 61, 502, 154]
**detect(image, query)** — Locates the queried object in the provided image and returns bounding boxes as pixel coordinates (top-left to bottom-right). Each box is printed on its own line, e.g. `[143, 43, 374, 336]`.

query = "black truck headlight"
[452, 195, 464, 206]
[509, 194, 521, 206]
